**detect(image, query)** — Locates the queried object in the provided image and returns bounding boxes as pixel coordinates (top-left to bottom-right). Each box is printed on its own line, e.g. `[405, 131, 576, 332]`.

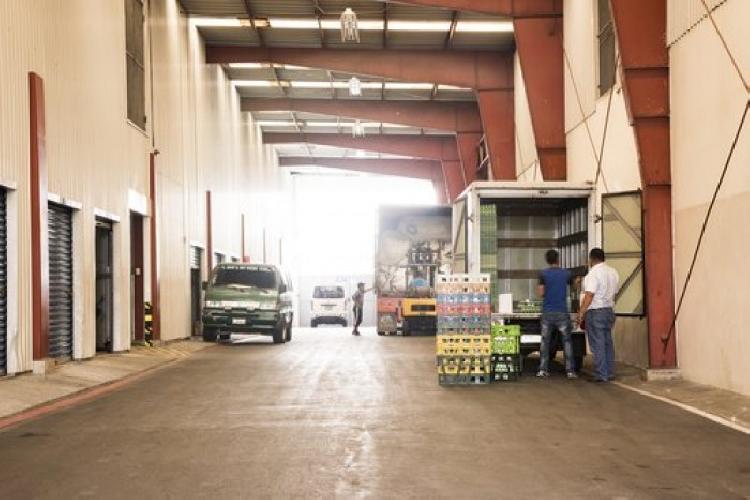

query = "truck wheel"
[273, 325, 286, 344]
[202, 328, 217, 342]
[311, 320, 317, 328]
[285, 323, 293, 342]
[342, 320, 348, 328]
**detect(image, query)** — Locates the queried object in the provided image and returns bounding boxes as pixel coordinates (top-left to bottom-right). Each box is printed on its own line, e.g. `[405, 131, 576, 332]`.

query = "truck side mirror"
[279, 283, 288, 293]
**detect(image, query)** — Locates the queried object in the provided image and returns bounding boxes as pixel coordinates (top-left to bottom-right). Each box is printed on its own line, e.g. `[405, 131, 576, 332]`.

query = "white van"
[310, 285, 348, 327]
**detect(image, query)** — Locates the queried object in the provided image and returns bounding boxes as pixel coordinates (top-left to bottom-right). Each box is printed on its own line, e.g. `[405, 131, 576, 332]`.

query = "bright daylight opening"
[291, 172, 437, 278]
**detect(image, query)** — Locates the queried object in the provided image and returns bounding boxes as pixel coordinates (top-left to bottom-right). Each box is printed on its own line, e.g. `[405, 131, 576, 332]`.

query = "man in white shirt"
[577, 248, 620, 383]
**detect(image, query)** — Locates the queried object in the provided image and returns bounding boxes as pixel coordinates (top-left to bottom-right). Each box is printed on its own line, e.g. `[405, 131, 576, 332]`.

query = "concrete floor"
[0, 328, 748, 499]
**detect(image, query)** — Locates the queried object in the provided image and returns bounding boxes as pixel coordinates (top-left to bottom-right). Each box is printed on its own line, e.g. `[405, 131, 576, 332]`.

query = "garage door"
[0, 190, 7, 373]
[48, 203, 73, 358]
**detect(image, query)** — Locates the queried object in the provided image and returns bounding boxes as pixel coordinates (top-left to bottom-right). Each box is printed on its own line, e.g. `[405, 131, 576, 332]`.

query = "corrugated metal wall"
[0, 0, 291, 371]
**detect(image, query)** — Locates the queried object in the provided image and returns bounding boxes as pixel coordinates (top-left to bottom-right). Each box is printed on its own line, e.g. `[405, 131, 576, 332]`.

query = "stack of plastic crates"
[479, 204, 498, 312]
[436, 274, 492, 385]
[491, 324, 522, 382]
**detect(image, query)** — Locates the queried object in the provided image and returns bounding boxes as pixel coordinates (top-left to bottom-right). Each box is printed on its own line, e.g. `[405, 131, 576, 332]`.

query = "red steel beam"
[263, 132, 454, 160]
[390, 0, 562, 17]
[243, 98, 483, 133]
[207, 47, 513, 91]
[278, 156, 441, 179]
[456, 132, 482, 184]
[29, 72, 50, 360]
[611, 0, 675, 369]
[477, 90, 515, 179]
[264, 132, 465, 200]
[514, 16, 566, 180]
[148, 153, 161, 341]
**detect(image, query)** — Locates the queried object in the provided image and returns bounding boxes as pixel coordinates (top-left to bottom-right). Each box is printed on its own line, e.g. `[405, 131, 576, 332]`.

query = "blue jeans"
[586, 308, 615, 381]
[539, 312, 574, 373]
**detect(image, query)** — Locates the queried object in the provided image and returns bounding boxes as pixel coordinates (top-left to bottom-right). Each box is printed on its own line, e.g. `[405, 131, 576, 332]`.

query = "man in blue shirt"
[536, 249, 576, 379]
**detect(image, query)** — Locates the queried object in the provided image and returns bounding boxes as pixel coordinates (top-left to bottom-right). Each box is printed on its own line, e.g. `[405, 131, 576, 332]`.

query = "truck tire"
[273, 324, 286, 344]
[202, 328, 217, 342]
[311, 320, 318, 328]
[285, 323, 293, 342]
[342, 320, 348, 328]
[377, 331, 385, 336]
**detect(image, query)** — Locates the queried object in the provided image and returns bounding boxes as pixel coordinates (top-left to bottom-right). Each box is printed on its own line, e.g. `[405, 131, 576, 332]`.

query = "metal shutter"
[48, 203, 73, 358]
[190, 246, 202, 270]
[0, 190, 6, 373]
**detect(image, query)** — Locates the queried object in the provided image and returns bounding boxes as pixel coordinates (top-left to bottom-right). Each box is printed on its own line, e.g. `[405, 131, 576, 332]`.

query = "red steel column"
[149, 153, 161, 341]
[29, 72, 49, 360]
[206, 190, 213, 272]
[514, 16, 566, 180]
[611, 0, 675, 368]
[456, 133, 482, 183]
[477, 90, 515, 180]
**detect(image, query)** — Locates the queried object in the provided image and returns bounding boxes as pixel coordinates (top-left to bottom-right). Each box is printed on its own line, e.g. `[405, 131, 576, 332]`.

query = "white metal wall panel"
[667, 0, 727, 46]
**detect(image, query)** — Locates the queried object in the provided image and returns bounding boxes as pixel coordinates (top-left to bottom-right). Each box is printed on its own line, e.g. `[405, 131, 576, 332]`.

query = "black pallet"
[492, 372, 520, 382]
[438, 374, 491, 385]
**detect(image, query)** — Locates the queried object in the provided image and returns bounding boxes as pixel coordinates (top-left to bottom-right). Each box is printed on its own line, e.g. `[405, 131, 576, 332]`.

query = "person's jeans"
[353, 306, 363, 330]
[539, 312, 575, 373]
[586, 308, 615, 381]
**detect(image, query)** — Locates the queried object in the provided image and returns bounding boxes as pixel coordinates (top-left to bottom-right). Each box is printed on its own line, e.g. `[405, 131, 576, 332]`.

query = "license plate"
[521, 334, 542, 344]
[232, 318, 246, 325]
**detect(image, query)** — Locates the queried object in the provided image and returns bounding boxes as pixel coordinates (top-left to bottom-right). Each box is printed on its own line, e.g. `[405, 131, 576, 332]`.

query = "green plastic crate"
[490, 324, 521, 354]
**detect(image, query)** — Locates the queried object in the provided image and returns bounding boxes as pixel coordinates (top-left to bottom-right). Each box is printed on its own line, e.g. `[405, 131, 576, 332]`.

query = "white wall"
[0, 0, 291, 373]
[668, 0, 750, 395]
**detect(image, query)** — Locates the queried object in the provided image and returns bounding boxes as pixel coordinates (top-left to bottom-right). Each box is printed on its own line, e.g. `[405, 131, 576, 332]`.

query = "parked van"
[202, 263, 294, 344]
[310, 285, 348, 327]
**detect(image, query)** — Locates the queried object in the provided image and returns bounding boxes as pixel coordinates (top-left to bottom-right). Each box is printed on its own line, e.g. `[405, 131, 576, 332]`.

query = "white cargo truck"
[451, 182, 645, 371]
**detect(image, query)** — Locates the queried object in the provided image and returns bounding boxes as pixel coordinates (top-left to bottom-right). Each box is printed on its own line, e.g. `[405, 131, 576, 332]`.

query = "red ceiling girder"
[207, 47, 514, 91]
[263, 132, 456, 160]
[243, 98, 483, 133]
[277, 156, 441, 179]
[611, 0, 675, 369]
[263, 132, 466, 200]
[477, 90, 515, 180]
[456, 132, 482, 184]
[514, 16, 566, 180]
[390, 0, 562, 17]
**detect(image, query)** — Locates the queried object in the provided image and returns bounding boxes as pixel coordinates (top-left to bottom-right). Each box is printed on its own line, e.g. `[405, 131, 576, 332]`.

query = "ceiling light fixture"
[348, 77, 362, 96]
[352, 119, 365, 138]
[340, 8, 360, 43]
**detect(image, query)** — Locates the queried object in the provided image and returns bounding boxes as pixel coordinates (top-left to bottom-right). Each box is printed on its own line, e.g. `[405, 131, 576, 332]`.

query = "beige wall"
[0, 0, 290, 373]
[668, 0, 750, 395]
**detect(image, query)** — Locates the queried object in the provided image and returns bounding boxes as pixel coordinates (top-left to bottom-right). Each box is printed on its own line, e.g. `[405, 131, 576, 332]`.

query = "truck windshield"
[213, 268, 277, 289]
[313, 286, 345, 299]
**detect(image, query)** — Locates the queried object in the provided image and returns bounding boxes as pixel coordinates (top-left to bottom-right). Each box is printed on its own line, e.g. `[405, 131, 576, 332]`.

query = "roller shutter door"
[48, 203, 73, 358]
[0, 191, 6, 373]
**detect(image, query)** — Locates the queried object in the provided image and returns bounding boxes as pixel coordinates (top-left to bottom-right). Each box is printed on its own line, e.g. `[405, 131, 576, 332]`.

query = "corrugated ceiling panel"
[179, 0, 247, 16]
[197, 27, 259, 45]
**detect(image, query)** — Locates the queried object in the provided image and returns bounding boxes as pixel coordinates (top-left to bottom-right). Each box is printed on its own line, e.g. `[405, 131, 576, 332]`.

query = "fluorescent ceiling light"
[388, 20, 452, 31]
[233, 80, 281, 87]
[256, 121, 297, 127]
[455, 21, 514, 33]
[383, 82, 434, 90]
[233, 80, 471, 91]
[194, 17, 514, 33]
[228, 63, 269, 69]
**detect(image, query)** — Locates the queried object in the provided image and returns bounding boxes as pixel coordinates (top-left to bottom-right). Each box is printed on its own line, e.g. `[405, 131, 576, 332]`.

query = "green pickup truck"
[202, 263, 294, 344]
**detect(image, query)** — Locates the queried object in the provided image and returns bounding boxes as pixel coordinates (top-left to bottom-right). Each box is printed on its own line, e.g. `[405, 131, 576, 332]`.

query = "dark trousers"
[586, 308, 615, 381]
[353, 306, 363, 330]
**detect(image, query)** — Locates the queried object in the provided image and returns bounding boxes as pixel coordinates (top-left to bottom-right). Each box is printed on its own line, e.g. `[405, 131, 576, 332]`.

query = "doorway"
[96, 219, 114, 352]
[130, 213, 145, 343]
[190, 246, 203, 337]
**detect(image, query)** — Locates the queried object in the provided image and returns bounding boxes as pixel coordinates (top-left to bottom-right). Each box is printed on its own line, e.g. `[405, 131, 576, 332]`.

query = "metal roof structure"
[180, 0, 514, 162]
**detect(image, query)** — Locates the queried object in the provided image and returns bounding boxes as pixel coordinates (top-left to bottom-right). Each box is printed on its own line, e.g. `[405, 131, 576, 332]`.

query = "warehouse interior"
[0, 0, 748, 497]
